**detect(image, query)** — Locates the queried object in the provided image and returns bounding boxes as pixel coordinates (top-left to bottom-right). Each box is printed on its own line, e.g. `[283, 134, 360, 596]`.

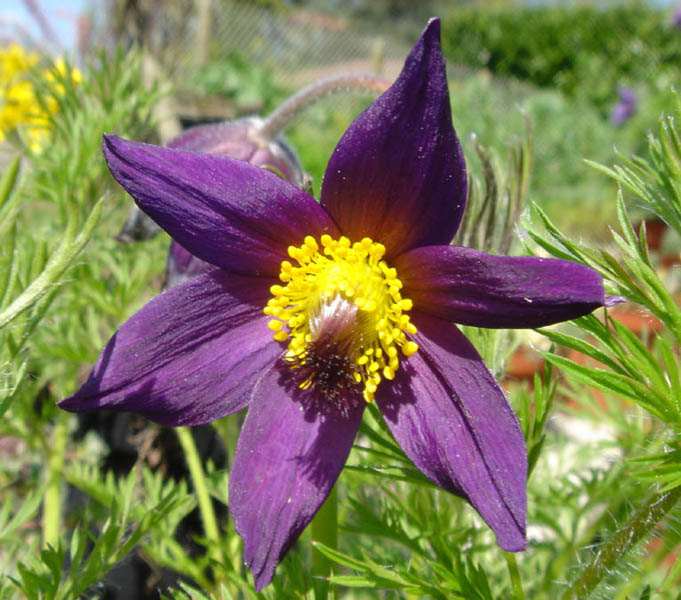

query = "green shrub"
[442, 2, 681, 112]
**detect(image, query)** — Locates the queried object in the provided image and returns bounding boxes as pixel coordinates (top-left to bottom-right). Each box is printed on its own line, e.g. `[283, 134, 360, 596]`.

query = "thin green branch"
[505, 552, 525, 600]
[561, 486, 681, 600]
[0, 195, 104, 329]
[175, 426, 223, 564]
[258, 74, 390, 139]
[42, 415, 68, 548]
[311, 484, 339, 600]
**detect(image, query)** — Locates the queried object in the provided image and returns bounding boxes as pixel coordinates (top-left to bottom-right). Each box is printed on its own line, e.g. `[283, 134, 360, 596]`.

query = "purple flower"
[60, 19, 605, 590]
[671, 6, 681, 30]
[611, 86, 637, 127]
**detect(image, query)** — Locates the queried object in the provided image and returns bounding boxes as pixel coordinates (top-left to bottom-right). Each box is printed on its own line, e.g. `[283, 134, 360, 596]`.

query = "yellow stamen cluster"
[264, 234, 418, 403]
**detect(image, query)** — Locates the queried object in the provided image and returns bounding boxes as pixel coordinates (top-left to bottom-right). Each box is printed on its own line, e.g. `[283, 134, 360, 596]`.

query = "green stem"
[311, 484, 338, 600]
[258, 74, 390, 140]
[561, 486, 681, 600]
[175, 427, 222, 561]
[505, 552, 525, 600]
[0, 195, 104, 328]
[43, 416, 68, 548]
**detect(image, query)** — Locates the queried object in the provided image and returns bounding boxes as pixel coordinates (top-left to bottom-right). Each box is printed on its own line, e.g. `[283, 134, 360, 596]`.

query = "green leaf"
[542, 353, 673, 421]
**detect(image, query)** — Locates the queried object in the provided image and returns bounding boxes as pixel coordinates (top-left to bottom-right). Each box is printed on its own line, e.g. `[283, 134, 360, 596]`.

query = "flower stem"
[311, 484, 339, 600]
[561, 486, 681, 600]
[258, 74, 391, 140]
[504, 552, 525, 600]
[175, 427, 222, 562]
[43, 415, 67, 548]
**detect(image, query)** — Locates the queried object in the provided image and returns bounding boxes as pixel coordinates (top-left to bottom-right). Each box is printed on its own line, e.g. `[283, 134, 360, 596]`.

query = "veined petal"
[103, 134, 339, 277]
[59, 269, 280, 426]
[230, 368, 364, 591]
[320, 18, 466, 259]
[376, 311, 527, 551]
[396, 245, 605, 328]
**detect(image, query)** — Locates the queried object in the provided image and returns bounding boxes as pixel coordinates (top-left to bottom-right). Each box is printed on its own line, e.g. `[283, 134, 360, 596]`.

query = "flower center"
[264, 235, 418, 404]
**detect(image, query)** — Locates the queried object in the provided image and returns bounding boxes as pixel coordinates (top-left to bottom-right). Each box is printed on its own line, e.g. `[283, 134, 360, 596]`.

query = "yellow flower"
[0, 44, 82, 152]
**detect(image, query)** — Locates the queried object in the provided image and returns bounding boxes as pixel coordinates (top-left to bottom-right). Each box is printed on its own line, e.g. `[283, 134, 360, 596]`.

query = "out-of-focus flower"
[610, 86, 637, 127]
[0, 44, 81, 152]
[60, 19, 606, 590]
[671, 6, 681, 29]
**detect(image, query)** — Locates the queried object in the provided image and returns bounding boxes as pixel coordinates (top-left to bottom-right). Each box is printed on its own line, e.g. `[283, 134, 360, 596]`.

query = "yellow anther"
[403, 341, 419, 356]
[265, 235, 418, 403]
[383, 366, 395, 380]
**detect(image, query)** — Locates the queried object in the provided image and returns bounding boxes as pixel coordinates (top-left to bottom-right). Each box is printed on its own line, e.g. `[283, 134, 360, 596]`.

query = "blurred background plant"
[2, 0, 681, 598]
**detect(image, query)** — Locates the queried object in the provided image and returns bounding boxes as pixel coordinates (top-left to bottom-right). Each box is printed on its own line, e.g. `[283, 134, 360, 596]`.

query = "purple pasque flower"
[60, 19, 606, 590]
[671, 6, 681, 30]
[611, 86, 637, 127]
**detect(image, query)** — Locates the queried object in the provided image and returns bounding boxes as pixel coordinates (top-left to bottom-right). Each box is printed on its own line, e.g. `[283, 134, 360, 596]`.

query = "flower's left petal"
[103, 134, 339, 277]
[230, 369, 365, 591]
[396, 245, 604, 328]
[320, 18, 466, 258]
[377, 311, 526, 551]
[59, 269, 280, 426]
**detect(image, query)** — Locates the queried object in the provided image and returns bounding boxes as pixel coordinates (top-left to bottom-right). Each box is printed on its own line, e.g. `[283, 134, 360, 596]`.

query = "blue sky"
[0, 0, 87, 51]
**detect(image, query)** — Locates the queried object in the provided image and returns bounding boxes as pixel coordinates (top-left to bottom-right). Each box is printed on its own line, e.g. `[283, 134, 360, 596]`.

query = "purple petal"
[605, 295, 627, 307]
[230, 368, 364, 590]
[320, 18, 466, 258]
[377, 310, 526, 551]
[59, 269, 280, 426]
[395, 245, 605, 328]
[103, 135, 339, 277]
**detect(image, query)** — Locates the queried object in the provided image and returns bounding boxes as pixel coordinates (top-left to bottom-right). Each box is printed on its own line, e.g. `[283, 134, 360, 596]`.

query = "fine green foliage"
[0, 47, 166, 599]
[9, 467, 194, 600]
[524, 91, 681, 597]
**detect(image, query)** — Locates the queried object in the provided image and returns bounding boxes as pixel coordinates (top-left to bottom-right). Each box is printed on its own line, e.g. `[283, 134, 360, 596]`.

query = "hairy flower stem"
[505, 552, 525, 600]
[42, 415, 67, 548]
[257, 74, 391, 140]
[175, 427, 223, 565]
[561, 486, 681, 600]
[311, 484, 339, 600]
